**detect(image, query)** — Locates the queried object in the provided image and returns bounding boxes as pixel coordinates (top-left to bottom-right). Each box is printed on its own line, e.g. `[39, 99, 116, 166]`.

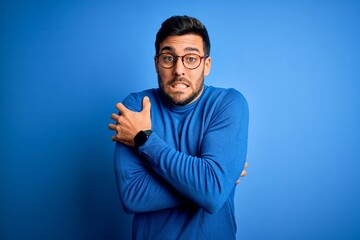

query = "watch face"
[135, 130, 152, 148]
[143, 130, 153, 136]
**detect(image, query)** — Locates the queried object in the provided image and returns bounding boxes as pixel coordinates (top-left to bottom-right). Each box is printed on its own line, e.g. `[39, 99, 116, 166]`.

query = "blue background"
[1, 0, 360, 239]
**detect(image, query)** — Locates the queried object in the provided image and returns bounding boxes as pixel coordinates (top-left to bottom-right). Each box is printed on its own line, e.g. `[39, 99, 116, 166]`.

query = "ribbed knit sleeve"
[138, 89, 249, 214]
[114, 90, 187, 213]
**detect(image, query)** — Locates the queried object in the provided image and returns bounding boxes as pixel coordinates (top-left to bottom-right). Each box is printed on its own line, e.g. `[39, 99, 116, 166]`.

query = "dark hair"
[155, 15, 211, 55]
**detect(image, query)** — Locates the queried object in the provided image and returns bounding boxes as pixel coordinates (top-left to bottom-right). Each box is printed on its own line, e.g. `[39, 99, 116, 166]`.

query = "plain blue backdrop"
[1, 0, 360, 239]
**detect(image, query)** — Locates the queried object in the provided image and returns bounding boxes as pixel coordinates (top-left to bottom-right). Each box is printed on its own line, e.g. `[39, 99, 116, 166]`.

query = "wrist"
[134, 130, 153, 149]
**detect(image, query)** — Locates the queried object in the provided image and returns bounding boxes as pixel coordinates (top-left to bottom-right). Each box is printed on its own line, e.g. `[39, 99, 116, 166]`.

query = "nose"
[173, 57, 186, 76]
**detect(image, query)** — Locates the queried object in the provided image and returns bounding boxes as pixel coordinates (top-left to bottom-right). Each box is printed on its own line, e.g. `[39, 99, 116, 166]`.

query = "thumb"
[142, 96, 151, 113]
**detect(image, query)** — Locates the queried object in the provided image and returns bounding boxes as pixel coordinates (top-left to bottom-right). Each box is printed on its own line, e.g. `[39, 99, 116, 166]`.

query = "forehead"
[159, 34, 204, 54]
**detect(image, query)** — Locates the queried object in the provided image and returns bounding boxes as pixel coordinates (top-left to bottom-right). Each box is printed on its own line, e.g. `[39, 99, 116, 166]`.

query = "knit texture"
[114, 85, 249, 240]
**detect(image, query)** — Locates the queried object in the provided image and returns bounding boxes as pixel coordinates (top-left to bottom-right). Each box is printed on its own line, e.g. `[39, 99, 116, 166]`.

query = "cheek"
[191, 70, 204, 82]
[164, 68, 176, 77]
[158, 69, 172, 84]
[158, 70, 168, 80]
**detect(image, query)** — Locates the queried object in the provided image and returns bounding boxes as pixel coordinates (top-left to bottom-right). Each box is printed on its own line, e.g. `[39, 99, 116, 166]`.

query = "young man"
[108, 15, 249, 239]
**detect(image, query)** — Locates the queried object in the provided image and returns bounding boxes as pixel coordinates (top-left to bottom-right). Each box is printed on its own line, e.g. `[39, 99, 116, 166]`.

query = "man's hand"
[108, 96, 152, 147]
[236, 161, 248, 185]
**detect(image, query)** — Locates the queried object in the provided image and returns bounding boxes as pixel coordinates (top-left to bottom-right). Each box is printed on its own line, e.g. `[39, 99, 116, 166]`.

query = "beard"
[158, 75, 205, 106]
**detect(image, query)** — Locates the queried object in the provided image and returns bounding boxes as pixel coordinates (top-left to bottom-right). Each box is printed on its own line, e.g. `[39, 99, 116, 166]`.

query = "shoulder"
[197, 86, 249, 129]
[202, 86, 248, 110]
[122, 88, 158, 112]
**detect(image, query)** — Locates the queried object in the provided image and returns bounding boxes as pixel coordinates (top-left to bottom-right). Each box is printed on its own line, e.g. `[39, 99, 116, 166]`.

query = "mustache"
[167, 77, 191, 86]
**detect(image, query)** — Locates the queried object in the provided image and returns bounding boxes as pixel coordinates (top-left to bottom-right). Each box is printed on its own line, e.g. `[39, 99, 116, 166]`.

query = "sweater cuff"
[137, 132, 168, 167]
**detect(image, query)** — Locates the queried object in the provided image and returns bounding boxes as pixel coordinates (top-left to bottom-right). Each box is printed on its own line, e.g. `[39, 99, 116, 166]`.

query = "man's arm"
[110, 90, 249, 214]
[139, 90, 248, 213]
[113, 142, 188, 213]
[110, 94, 188, 213]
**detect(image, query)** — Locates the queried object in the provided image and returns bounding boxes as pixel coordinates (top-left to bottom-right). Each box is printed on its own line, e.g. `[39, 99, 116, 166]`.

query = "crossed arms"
[109, 91, 249, 213]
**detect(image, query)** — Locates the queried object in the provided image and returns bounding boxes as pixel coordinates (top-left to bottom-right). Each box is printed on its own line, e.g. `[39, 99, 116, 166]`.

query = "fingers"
[109, 111, 122, 141]
[236, 169, 246, 185]
[110, 113, 120, 122]
[237, 159, 249, 185]
[240, 161, 248, 177]
[108, 123, 117, 131]
[141, 96, 152, 129]
[116, 102, 128, 115]
[116, 97, 151, 115]
[142, 96, 151, 113]
[108, 122, 120, 141]
[109, 97, 151, 144]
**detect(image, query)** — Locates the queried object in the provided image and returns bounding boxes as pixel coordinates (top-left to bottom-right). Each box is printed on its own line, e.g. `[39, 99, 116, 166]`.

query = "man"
[108, 15, 249, 239]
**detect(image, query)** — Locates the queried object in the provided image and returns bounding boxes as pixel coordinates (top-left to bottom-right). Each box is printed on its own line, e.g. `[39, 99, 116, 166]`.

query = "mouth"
[168, 79, 190, 91]
[171, 82, 189, 90]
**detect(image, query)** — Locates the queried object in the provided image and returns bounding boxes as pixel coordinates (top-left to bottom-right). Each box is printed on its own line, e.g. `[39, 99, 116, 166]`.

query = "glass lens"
[157, 53, 203, 69]
[183, 54, 201, 69]
[159, 54, 176, 68]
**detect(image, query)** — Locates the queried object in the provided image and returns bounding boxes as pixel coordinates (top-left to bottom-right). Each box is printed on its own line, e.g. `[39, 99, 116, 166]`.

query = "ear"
[154, 56, 159, 73]
[204, 56, 212, 77]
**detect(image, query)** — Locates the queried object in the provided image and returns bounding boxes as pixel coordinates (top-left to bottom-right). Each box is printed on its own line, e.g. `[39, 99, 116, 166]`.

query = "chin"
[158, 77, 204, 106]
[170, 93, 199, 106]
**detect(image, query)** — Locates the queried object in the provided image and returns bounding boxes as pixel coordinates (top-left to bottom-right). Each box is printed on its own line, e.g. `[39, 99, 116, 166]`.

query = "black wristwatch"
[134, 130, 153, 149]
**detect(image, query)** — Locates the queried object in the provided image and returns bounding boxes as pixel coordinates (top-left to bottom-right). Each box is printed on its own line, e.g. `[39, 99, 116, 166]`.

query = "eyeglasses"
[155, 53, 209, 70]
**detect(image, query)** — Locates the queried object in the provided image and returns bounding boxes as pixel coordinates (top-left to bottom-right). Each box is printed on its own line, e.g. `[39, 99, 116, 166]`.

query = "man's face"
[155, 34, 211, 106]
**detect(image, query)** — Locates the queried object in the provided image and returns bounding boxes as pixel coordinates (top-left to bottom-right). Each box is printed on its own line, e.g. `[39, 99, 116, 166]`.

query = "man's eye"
[163, 56, 175, 62]
[185, 56, 198, 63]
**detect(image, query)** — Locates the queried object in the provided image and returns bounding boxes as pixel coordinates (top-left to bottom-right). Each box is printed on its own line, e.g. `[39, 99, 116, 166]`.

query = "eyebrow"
[160, 46, 201, 54]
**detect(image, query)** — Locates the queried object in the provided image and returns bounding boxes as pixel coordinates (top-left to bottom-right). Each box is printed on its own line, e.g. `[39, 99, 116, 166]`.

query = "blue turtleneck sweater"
[114, 85, 249, 239]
